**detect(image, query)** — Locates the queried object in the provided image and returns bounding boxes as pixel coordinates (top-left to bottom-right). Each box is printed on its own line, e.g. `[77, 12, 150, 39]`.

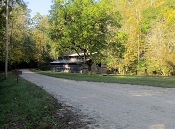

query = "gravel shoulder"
[21, 69, 175, 129]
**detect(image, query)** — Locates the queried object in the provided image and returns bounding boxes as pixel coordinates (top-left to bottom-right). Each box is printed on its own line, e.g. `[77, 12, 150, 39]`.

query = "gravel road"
[21, 69, 175, 129]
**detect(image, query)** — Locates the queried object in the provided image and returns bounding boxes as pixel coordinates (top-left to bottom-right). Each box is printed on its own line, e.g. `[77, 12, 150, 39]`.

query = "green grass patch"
[0, 72, 61, 129]
[32, 70, 175, 88]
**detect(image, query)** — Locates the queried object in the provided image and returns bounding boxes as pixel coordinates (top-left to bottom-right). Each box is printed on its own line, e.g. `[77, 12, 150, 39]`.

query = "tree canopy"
[1, 0, 175, 76]
[49, 0, 123, 74]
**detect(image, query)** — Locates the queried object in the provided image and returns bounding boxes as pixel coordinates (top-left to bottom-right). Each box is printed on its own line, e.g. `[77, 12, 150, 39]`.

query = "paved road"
[21, 69, 175, 129]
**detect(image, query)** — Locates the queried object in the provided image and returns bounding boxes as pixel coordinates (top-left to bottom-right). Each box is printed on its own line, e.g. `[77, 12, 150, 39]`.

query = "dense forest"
[0, 0, 175, 76]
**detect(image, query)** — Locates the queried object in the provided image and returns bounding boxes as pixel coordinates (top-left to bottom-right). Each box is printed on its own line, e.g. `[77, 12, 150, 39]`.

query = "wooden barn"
[50, 53, 83, 73]
[50, 53, 107, 73]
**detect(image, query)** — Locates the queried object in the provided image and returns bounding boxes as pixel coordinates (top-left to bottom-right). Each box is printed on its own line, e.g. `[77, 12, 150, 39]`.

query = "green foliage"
[140, 7, 159, 33]
[1, 0, 175, 76]
[32, 14, 54, 70]
[49, 0, 122, 61]
[7, 5, 36, 68]
[49, 0, 123, 74]
[102, 30, 127, 71]
[0, 3, 6, 62]
[0, 1, 37, 70]
[166, 0, 175, 9]
[0, 1, 55, 71]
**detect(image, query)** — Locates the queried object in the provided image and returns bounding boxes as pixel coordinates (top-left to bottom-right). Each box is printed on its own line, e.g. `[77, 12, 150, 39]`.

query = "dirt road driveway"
[21, 69, 175, 129]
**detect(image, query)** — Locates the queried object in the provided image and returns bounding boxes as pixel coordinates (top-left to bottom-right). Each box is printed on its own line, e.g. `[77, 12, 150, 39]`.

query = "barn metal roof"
[51, 52, 97, 64]
[50, 59, 83, 64]
[66, 52, 97, 57]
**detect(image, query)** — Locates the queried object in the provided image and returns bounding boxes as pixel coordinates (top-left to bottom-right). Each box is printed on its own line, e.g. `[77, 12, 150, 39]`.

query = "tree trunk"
[136, 70, 138, 75]
[5, 0, 9, 79]
[86, 59, 93, 75]
[87, 64, 92, 75]
[145, 69, 148, 76]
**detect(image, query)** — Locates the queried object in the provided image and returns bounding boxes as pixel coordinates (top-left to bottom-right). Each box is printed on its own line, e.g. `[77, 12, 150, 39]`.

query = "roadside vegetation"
[0, 72, 60, 128]
[0, 72, 85, 129]
[33, 70, 175, 88]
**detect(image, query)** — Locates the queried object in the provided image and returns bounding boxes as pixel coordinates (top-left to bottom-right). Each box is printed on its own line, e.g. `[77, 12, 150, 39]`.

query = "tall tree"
[102, 30, 127, 74]
[49, 0, 122, 74]
[0, 0, 26, 79]
[32, 13, 53, 70]
[116, 0, 154, 74]
[8, 4, 35, 68]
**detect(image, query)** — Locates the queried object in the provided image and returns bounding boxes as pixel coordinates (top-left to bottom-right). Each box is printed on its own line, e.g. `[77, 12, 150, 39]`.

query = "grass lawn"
[33, 70, 175, 88]
[0, 72, 61, 129]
